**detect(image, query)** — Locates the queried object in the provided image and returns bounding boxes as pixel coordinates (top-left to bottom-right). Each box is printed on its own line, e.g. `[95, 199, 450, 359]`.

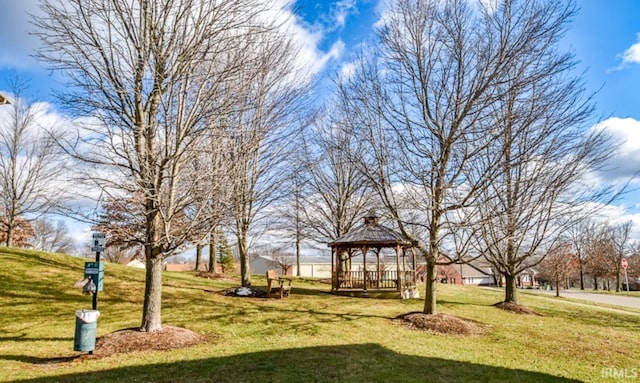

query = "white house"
[250, 255, 332, 278]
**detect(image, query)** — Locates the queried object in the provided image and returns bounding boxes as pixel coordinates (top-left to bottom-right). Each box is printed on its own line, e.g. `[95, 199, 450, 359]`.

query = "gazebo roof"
[328, 215, 412, 248]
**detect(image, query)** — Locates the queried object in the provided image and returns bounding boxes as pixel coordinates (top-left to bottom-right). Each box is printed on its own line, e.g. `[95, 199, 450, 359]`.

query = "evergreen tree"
[217, 235, 235, 274]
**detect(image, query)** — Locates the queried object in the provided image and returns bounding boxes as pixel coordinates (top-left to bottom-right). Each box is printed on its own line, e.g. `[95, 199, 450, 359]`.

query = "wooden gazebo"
[328, 214, 419, 299]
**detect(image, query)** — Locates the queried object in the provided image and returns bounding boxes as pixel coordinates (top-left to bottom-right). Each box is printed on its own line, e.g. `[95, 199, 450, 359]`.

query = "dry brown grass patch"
[195, 271, 237, 281]
[394, 312, 491, 335]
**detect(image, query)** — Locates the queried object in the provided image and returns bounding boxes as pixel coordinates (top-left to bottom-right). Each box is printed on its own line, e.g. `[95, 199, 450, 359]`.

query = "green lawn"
[1, 248, 639, 383]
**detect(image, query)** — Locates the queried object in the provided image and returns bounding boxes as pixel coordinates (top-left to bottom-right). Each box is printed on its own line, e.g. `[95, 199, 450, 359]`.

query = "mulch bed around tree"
[493, 301, 542, 315]
[90, 326, 208, 358]
[394, 312, 491, 335]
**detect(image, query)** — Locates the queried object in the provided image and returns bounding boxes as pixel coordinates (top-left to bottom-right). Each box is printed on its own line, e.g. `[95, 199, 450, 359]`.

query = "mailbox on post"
[84, 262, 104, 292]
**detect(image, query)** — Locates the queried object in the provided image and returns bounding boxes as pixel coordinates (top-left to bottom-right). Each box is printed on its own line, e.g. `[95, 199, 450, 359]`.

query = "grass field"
[1, 248, 640, 383]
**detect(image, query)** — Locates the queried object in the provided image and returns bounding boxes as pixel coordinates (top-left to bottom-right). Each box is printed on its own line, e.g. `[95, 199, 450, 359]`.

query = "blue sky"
[1, 0, 640, 245]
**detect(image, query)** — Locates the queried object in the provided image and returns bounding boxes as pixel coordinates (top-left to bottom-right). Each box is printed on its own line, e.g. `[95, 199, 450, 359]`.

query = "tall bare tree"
[185, 132, 232, 273]
[339, 0, 575, 314]
[607, 221, 633, 292]
[34, 0, 274, 331]
[564, 220, 597, 290]
[0, 80, 66, 247]
[470, 0, 616, 304]
[31, 217, 76, 254]
[282, 109, 375, 251]
[225, 32, 311, 287]
[583, 225, 617, 290]
[537, 242, 579, 297]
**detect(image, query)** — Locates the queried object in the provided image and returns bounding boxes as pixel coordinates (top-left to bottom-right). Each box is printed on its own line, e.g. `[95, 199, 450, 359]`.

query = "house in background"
[416, 255, 496, 286]
[518, 267, 539, 288]
[250, 255, 333, 278]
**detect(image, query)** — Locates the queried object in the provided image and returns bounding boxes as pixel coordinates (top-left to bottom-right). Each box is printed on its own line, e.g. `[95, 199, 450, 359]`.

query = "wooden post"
[331, 247, 336, 291]
[362, 246, 367, 292]
[411, 248, 417, 286]
[395, 244, 401, 291]
[376, 248, 381, 289]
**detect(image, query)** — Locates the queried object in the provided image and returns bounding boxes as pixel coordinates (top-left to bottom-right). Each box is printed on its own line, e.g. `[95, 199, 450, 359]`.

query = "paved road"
[529, 289, 640, 310]
[558, 290, 640, 309]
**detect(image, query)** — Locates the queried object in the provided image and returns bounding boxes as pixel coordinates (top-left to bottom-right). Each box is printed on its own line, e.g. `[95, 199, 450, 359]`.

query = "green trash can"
[73, 310, 100, 352]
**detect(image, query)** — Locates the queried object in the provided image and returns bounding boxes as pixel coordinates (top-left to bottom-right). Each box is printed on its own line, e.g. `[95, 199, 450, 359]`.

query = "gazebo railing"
[335, 270, 416, 290]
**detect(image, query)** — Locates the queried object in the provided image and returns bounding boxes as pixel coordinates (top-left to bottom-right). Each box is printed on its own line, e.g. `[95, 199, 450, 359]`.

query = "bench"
[266, 269, 292, 298]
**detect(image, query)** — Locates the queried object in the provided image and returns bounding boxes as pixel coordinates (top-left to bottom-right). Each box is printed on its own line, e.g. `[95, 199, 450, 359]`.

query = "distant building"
[126, 259, 146, 269]
[432, 260, 495, 286]
[415, 255, 496, 286]
[250, 255, 332, 278]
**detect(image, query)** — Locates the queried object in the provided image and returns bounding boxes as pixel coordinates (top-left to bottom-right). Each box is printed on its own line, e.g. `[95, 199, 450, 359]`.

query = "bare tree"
[272, 107, 375, 267]
[185, 133, 233, 273]
[271, 166, 308, 276]
[0, 80, 66, 246]
[298, 110, 376, 246]
[564, 220, 597, 290]
[537, 243, 579, 297]
[470, 0, 616, 304]
[338, 0, 584, 314]
[34, 0, 275, 331]
[607, 221, 633, 292]
[31, 217, 76, 254]
[583, 225, 617, 290]
[225, 32, 311, 287]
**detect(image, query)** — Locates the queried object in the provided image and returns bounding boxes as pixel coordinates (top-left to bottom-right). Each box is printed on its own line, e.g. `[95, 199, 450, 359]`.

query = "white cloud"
[332, 0, 358, 29]
[584, 201, 640, 241]
[263, 1, 346, 78]
[591, 117, 640, 182]
[609, 34, 640, 71]
[339, 61, 357, 79]
[619, 34, 640, 65]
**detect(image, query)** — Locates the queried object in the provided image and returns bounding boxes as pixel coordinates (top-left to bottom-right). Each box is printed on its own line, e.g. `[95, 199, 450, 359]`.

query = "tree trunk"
[195, 242, 202, 271]
[141, 250, 163, 332]
[209, 230, 218, 273]
[504, 274, 518, 303]
[579, 262, 585, 290]
[555, 278, 560, 297]
[296, 229, 301, 277]
[422, 260, 437, 314]
[237, 226, 251, 287]
[615, 270, 621, 292]
[5, 219, 14, 247]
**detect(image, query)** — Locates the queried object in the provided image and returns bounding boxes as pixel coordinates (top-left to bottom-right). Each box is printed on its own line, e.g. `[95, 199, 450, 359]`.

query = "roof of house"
[459, 263, 492, 278]
[328, 215, 412, 248]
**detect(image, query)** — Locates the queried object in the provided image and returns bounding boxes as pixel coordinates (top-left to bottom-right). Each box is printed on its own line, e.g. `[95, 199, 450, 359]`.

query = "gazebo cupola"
[328, 213, 419, 298]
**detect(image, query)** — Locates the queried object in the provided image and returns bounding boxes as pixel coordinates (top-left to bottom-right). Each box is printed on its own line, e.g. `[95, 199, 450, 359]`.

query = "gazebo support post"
[376, 248, 381, 289]
[395, 244, 401, 292]
[362, 245, 367, 292]
[412, 248, 417, 286]
[331, 247, 336, 291]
